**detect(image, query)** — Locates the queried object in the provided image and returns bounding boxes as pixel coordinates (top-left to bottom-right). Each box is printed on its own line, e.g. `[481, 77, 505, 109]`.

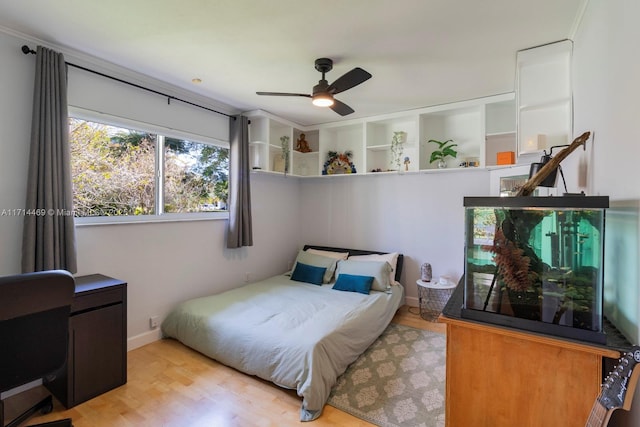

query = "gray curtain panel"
[22, 46, 77, 273]
[226, 115, 253, 248]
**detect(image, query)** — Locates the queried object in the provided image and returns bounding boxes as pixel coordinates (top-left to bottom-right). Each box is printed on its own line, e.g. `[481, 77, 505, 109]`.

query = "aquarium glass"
[463, 196, 608, 343]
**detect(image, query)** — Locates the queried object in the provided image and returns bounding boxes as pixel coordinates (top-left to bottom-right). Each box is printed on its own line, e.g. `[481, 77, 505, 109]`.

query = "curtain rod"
[21, 45, 234, 120]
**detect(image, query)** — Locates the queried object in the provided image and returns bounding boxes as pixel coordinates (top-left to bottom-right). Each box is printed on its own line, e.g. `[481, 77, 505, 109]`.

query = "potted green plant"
[427, 139, 457, 168]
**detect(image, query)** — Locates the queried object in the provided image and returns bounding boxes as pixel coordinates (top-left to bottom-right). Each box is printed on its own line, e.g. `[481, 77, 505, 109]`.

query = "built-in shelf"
[367, 144, 392, 151]
[519, 149, 545, 156]
[246, 92, 516, 178]
[519, 97, 572, 112]
[486, 131, 516, 138]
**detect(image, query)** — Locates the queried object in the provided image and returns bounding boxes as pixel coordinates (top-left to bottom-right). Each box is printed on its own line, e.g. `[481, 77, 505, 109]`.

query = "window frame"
[69, 106, 230, 226]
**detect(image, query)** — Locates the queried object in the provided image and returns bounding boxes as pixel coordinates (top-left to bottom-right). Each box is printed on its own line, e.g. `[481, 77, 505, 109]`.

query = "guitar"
[585, 346, 640, 427]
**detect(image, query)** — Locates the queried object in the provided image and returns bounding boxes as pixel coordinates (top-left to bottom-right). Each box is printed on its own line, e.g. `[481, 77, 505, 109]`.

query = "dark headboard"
[303, 245, 404, 283]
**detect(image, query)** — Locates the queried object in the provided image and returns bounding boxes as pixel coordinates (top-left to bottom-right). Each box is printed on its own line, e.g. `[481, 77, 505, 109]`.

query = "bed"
[161, 245, 404, 421]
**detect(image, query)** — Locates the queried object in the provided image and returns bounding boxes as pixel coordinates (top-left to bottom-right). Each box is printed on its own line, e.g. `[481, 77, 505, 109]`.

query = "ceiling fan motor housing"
[314, 58, 333, 74]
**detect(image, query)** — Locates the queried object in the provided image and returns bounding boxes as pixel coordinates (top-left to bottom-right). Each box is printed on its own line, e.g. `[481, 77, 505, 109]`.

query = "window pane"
[70, 118, 156, 217]
[164, 138, 229, 213]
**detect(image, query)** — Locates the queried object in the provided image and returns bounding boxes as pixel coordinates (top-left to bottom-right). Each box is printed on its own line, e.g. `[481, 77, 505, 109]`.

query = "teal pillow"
[335, 259, 392, 291]
[292, 250, 339, 283]
[291, 262, 326, 285]
[332, 274, 374, 295]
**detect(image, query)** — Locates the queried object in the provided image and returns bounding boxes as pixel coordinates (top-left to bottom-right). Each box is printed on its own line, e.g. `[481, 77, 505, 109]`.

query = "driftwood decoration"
[516, 131, 591, 197]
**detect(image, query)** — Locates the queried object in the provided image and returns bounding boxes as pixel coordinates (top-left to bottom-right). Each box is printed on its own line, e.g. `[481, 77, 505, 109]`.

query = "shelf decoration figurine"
[404, 156, 410, 171]
[323, 150, 357, 175]
[390, 131, 407, 170]
[428, 138, 458, 168]
[295, 133, 312, 153]
[280, 135, 290, 175]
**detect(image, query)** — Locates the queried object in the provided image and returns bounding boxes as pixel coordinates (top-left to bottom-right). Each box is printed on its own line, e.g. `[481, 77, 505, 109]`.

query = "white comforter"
[161, 274, 404, 421]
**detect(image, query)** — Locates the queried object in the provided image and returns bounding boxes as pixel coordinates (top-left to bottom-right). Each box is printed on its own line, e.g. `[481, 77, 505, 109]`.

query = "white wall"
[574, 0, 640, 337]
[0, 31, 34, 274]
[573, 0, 640, 199]
[67, 64, 229, 144]
[572, 1, 640, 425]
[0, 29, 302, 349]
[298, 170, 490, 304]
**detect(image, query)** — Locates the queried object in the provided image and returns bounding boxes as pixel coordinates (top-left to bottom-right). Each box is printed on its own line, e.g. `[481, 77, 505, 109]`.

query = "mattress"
[161, 273, 404, 421]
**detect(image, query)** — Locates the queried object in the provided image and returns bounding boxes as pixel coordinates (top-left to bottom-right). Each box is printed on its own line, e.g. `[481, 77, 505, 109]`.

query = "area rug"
[327, 323, 446, 427]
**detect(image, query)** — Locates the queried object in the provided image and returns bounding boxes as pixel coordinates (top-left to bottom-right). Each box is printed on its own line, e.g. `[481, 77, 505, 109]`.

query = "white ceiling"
[0, 0, 586, 126]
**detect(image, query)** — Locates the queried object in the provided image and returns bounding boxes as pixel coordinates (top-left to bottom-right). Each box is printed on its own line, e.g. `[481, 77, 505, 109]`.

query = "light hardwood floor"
[8, 306, 445, 427]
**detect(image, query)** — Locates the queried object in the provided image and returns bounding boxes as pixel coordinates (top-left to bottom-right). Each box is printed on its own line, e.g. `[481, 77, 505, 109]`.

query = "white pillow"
[348, 252, 399, 285]
[292, 250, 339, 284]
[335, 259, 392, 292]
[305, 248, 349, 261]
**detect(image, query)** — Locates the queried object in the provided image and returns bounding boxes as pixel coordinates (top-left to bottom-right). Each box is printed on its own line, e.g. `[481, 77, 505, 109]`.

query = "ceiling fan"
[256, 58, 372, 116]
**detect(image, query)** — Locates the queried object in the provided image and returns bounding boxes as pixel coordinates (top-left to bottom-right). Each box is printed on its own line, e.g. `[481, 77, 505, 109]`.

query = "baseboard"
[127, 328, 163, 351]
[405, 295, 418, 307]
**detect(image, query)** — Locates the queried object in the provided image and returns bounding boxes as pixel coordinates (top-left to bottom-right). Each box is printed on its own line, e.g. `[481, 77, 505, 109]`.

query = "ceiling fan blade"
[256, 92, 311, 97]
[330, 99, 355, 116]
[327, 67, 372, 95]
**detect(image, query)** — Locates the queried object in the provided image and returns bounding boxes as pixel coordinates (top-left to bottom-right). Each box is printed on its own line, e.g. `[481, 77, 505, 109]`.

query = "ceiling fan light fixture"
[312, 93, 334, 107]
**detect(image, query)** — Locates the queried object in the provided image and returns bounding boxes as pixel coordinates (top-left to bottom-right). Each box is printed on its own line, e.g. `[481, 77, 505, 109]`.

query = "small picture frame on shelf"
[273, 156, 285, 173]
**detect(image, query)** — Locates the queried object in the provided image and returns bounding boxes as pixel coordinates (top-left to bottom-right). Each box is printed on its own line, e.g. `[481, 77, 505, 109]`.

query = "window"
[163, 137, 229, 213]
[69, 118, 229, 220]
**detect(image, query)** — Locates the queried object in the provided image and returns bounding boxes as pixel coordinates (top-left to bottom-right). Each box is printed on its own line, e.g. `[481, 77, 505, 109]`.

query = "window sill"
[74, 211, 228, 227]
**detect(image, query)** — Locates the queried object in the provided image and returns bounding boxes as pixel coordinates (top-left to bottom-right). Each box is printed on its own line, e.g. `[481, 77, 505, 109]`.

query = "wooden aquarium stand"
[440, 315, 620, 427]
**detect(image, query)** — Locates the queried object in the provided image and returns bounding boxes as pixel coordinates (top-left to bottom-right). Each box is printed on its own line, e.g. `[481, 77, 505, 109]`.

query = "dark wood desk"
[46, 274, 127, 408]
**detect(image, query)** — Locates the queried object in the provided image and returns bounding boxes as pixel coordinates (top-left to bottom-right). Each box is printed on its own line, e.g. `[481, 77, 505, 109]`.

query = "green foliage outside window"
[69, 118, 229, 217]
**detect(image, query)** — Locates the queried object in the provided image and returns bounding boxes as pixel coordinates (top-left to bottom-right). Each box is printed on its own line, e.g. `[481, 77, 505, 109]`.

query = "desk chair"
[0, 270, 75, 427]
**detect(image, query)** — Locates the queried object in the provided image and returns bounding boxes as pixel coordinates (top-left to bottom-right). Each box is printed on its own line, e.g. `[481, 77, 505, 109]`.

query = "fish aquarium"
[462, 196, 609, 344]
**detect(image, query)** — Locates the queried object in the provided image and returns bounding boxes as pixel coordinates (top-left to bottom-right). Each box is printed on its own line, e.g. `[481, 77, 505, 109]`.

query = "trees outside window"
[69, 118, 229, 218]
